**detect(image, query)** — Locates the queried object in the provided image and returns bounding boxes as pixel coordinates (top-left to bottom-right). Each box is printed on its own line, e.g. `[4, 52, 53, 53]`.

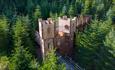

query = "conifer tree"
[82, 0, 92, 15]
[34, 5, 41, 20]
[103, 28, 115, 70]
[10, 16, 38, 70]
[0, 16, 9, 55]
[33, 5, 41, 29]
[0, 56, 9, 70]
[106, 2, 115, 23]
[68, 5, 75, 17]
[104, 28, 115, 57]
[75, 0, 82, 14]
[9, 46, 38, 70]
[39, 50, 66, 70]
[75, 19, 112, 70]
[40, 0, 50, 19]
[26, 0, 34, 14]
[13, 16, 35, 54]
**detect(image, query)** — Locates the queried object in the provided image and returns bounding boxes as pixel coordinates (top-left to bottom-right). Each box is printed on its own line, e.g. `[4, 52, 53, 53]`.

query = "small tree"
[103, 28, 115, 70]
[34, 5, 41, 20]
[68, 5, 75, 17]
[75, 0, 82, 14]
[0, 56, 9, 70]
[39, 49, 66, 70]
[0, 16, 9, 55]
[26, 0, 34, 14]
[33, 5, 41, 30]
[104, 28, 115, 57]
[106, 3, 115, 23]
[82, 0, 92, 15]
[60, 5, 67, 17]
[9, 46, 38, 70]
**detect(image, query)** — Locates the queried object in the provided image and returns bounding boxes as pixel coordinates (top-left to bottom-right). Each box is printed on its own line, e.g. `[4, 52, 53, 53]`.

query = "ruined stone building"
[36, 15, 91, 58]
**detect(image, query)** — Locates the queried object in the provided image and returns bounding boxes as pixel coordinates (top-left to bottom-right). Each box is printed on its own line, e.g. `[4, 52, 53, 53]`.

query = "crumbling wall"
[37, 15, 91, 58]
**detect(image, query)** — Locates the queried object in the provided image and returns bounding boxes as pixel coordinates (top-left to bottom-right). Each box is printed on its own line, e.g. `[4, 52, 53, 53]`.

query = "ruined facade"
[54, 16, 75, 56]
[36, 15, 91, 58]
[37, 18, 55, 57]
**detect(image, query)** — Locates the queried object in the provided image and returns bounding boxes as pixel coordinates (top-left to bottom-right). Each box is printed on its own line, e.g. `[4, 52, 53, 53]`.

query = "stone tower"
[38, 18, 55, 57]
[55, 16, 76, 56]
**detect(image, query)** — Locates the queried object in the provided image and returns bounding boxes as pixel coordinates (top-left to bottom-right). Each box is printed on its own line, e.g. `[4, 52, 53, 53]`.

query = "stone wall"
[37, 15, 91, 58]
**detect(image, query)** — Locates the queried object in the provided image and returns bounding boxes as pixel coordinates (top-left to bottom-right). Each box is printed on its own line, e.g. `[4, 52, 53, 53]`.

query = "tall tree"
[13, 16, 35, 54]
[9, 46, 38, 70]
[40, 0, 50, 19]
[82, 0, 93, 15]
[68, 5, 75, 17]
[104, 28, 115, 70]
[106, 2, 115, 23]
[75, 0, 83, 14]
[0, 56, 9, 70]
[39, 50, 66, 70]
[26, 0, 34, 15]
[75, 19, 112, 70]
[0, 16, 9, 55]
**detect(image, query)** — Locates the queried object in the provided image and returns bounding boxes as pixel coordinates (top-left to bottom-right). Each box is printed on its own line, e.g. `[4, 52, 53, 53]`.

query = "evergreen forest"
[0, 0, 115, 70]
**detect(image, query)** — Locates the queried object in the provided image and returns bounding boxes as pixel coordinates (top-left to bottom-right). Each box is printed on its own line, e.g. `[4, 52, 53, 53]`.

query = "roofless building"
[36, 15, 91, 58]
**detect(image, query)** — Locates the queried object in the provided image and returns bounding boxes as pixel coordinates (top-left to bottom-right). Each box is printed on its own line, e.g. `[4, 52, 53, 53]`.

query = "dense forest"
[0, 0, 115, 70]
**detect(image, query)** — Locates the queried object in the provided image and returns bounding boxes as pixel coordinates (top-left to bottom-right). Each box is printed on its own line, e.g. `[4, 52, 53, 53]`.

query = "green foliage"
[103, 28, 115, 70]
[82, 0, 93, 15]
[26, 0, 34, 14]
[9, 47, 37, 70]
[40, 0, 50, 19]
[75, 0, 83, 14]
[39, 50, 66, 70]
[61, 5, 67, 16]
[13, 16, 35, 54]
[34, 5, 41, 19]
[107, 3, 115, 23]
[13, 17, 27, 47]
[95, 3, 105, 19]
[0, 16, 9, 55]
[0, 56, 9, 70]
[33, 5, 41, 30]
[75, 19, 112, 70]
[30, 58, 39, 70]
[68, 5, 75, 17]
[104, 28, 115, 57]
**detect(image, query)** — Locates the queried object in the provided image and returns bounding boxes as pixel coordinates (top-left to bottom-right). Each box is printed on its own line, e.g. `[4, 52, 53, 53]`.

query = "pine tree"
[10, 16, 38, 70]
[75, 0, 82, 14]
[60, 5, 67, 16]
[13, 16, 35, 54]
[75, 19, 112, 70]
[104, 28, 115, 57]
[34, 5, 41, 20]
[39, 50, 66, 70]
[68, 5, 75, 17]
[96, 3, 105, 20]
[33, 5, 41, 29]
[9, 46, 38, 70]
[26, 0, 34, 14]
[103, 28, 115, 70]
[0, 16, 9, 55]
[82, 0, 92, 15]
[106, 2, 115, 23]
[0, 56, 9, 70]
[40, 0, 50, 19]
